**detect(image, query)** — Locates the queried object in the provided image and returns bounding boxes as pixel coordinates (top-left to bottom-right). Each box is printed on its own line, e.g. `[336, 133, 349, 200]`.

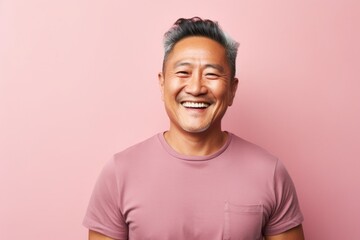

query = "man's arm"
[89, 230, 115, 240]
[265, 224, 304, 240]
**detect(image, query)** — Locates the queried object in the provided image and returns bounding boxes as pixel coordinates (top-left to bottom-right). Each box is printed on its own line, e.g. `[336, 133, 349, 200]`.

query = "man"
[83, 17, 304, 240]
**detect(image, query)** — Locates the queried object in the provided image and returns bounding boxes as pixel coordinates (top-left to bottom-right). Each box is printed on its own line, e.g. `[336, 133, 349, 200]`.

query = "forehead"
[166, 36, 228, 67]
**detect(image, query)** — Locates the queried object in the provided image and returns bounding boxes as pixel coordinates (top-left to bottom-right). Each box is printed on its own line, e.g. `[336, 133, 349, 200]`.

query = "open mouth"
[181, 101, 210, 109]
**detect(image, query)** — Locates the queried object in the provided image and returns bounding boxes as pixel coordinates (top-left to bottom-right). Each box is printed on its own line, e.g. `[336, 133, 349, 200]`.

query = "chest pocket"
[223, 202, 263, 240]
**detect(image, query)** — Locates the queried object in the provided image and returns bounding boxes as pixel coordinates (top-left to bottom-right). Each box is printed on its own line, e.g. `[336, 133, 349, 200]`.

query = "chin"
[182, 124, 211, 133]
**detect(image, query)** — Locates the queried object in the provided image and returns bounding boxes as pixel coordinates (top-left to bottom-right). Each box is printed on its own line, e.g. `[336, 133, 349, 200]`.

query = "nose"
[184, 72, 208, 96]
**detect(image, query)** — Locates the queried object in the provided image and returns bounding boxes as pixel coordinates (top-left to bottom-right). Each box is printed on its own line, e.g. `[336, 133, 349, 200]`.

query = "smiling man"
[83, 17, 304, 240]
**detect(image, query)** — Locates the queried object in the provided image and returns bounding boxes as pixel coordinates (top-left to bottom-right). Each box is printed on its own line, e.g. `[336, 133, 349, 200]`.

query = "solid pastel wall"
[1, 0, 359, 239]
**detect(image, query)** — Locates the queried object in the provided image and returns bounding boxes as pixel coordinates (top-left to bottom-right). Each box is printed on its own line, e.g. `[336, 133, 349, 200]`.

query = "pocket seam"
[223, 202, 263, 240]
[226, 202, 263, 214]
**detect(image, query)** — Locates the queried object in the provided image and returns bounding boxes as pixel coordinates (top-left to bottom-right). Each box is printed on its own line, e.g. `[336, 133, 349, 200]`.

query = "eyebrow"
[174, 61, 225, 73]
[204, 64, 224, 73]
[174, 61, 192, 68]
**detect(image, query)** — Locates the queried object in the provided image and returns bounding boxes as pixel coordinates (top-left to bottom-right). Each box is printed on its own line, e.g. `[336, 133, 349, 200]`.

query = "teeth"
[182, 102, 210, 108]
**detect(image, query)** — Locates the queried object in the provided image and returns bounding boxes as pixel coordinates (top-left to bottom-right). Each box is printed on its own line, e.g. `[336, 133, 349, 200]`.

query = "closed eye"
[176, 71, 190, 77]
[205, 73, 220, 79]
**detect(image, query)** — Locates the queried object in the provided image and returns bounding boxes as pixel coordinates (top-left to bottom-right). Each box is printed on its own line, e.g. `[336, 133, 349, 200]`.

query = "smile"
[181, 101, 210, 109]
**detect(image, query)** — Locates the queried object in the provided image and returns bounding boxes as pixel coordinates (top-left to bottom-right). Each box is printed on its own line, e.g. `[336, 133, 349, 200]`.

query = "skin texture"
[158, 36, 238, 156]
[88, 36, 305, 240]
[265, 225, 305, 240]
[89, 230, 114, 240]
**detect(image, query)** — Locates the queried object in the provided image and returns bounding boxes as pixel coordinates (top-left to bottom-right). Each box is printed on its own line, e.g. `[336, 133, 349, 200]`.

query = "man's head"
[162, 17, 239, 79]
[159, 17, 239, 135]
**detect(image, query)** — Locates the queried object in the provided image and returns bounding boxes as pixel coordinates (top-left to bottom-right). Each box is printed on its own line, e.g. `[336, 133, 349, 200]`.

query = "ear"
[158, 72, 165, 101]
[228, 77, 239, 106]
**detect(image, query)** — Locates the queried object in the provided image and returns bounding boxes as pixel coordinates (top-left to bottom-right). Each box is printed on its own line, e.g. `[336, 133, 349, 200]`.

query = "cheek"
[208, 83, 229, 100]
[165, 79, 184, 97]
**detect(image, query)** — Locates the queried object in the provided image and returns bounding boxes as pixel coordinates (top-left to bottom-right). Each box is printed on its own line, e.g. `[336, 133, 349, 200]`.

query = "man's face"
[159, 36, 238, 134]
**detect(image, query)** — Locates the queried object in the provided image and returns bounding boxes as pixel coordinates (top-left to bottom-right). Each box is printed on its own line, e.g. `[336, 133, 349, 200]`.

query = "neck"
[164, 127, 228, 156]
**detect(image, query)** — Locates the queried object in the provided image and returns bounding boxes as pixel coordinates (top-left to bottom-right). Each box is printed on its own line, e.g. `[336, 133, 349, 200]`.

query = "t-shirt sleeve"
[83, 158, 128, 239]
[264, 159, 304, 236]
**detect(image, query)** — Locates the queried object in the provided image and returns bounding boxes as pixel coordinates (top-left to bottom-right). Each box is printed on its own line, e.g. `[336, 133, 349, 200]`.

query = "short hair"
[162, 17, 239, 78]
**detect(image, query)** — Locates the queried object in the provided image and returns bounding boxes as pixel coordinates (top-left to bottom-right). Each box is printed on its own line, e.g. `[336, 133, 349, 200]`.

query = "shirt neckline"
[157, 131, 232, 161]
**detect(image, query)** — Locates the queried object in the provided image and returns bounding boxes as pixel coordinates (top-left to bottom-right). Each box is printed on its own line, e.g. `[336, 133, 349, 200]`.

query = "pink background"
[1, 0, 359, 239]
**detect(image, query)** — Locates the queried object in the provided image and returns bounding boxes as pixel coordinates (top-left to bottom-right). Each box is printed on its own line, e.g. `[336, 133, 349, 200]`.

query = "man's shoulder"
[112, 133, 162, 163]
[228, 132, 278, 165]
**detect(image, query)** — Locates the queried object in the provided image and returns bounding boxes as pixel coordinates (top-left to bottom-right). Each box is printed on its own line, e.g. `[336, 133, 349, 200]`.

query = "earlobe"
[228, 78, 239, 106]
[158, 72, 165, 101]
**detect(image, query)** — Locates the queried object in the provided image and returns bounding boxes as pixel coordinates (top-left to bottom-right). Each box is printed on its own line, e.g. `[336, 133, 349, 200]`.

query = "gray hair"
[162, 17, 239, 78]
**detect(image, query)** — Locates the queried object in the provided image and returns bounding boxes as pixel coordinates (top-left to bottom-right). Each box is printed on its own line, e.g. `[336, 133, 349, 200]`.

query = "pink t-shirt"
[83, 133, 303, 239]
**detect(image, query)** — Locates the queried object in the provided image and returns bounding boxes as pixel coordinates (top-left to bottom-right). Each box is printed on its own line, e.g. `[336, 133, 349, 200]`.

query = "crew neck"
[157, 132, 232, 161]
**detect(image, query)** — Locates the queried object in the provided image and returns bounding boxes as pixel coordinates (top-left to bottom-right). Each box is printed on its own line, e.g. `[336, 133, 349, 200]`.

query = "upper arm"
[89, 230, 116, 240]
[84, 158, 128, 239]
[265, 224, 305, 240]
[264, 160, 304, 235]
